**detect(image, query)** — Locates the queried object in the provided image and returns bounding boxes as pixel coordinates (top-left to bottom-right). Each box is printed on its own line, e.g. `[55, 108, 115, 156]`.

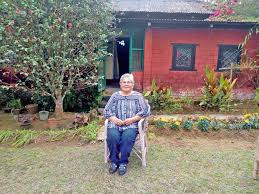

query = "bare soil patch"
[0, 111, 75, 130]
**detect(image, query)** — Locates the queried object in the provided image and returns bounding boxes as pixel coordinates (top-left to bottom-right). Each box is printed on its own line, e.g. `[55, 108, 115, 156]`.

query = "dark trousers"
[107, 127, 138, 165]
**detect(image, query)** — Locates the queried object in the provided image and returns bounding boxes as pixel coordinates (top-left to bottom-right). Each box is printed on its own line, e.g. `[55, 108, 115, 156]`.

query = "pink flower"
[28, 10, 33, 15]
[67, 22, 73, 29]
[212, 10, 221, 17]
[226, 8, 235, 15]
[16, 9, 21, 14]
[231, 0, 238, 4]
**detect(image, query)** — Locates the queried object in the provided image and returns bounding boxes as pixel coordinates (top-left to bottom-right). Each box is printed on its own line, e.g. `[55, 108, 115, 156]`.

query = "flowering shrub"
[0, 0, 115, 114]
[197, 116, 211, 132]
[182, 119, 193, 131]
[228, 123, 244, 130]
[153, 117, 168, 129]
[210, 119, 227, 131]
[168, 118, 181, 130]
[242, 113, 259, 129]
[210, 0, 239, 18]
[151, 113, 259, 132]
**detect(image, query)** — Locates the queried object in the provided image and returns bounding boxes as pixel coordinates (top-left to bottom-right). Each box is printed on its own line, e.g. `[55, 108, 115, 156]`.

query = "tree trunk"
[54, 93, 64, 118]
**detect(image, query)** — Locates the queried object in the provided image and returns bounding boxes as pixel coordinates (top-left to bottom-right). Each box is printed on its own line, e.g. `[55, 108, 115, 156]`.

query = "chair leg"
[253, 161, 258, 180]
[104, 139, 108, 163]
[141, 151, 146, 167]
[141, 136, 147, 167]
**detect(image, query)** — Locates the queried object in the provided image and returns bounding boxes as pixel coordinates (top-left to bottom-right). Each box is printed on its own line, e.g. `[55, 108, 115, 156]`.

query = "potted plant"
[7, 99, 22, 115]
[39, 102, 49, 121]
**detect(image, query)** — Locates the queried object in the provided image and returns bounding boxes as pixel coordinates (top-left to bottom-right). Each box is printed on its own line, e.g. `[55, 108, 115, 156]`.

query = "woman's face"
[120, 77, 134, 93]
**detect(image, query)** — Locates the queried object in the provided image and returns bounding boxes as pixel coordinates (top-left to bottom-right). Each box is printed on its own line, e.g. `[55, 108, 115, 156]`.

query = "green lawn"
[0, 137, 258, 193]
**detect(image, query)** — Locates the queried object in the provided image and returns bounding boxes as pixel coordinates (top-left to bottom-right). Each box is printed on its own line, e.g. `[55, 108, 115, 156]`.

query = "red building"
[102, 0, 259, 98]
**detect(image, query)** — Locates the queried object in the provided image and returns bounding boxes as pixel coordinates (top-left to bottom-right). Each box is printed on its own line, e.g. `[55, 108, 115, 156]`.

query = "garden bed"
[152, 99, 259, 115]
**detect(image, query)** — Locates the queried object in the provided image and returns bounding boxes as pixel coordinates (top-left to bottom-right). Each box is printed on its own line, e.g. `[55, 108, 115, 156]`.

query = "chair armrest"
[105, 118, 148, 137]
[138, 118, 148, 134]
[104, 119, 108, 139]
[105, 119, 108, 127]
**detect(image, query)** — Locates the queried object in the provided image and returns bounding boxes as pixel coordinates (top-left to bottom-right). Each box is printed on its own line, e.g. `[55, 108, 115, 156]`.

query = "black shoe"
[118, 164, 127, 176]
[109, 163, 118, 174]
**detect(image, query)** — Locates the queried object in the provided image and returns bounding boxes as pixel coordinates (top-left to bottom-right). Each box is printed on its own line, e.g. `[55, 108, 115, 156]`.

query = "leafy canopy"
[0, 0, 116, 104]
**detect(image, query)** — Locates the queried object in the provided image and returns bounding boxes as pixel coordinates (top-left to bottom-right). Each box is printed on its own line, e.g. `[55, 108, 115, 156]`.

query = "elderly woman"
[103, 73, 150, 175]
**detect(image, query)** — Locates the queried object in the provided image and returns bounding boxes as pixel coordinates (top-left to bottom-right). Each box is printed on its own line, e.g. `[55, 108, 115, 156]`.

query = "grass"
[0, 119, 101, 147]
[0, 137, 258, 193]
[0, 130, 14, 142]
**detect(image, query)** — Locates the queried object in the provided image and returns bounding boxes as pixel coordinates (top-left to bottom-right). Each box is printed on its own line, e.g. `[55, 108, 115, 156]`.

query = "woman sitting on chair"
[103, 73, 150, 176]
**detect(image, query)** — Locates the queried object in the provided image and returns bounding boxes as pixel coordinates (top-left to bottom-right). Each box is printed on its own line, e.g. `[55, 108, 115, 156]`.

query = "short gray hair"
[120, 73, 134, 83]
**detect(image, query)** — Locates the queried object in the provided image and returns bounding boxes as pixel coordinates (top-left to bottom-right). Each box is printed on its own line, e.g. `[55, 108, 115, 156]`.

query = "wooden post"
[230, 63, 233, 81]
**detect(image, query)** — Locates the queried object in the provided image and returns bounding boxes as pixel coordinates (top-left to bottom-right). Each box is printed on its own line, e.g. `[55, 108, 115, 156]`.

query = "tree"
[209, 0, 259, 22]
[209, 0, 259, 45]
[0, 0, 116, 115]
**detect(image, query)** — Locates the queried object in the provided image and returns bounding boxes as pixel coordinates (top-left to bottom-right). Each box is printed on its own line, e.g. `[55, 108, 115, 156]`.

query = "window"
[172, 44, 196, 71]
[217, 45, 241, 71]
[132, 30, 144, 71]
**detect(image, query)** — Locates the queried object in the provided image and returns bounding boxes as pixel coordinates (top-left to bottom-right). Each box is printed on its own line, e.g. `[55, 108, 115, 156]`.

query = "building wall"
[133, 27, 259, 98]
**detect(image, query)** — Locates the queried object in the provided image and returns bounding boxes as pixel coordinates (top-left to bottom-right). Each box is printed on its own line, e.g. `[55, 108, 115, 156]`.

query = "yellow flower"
[175, 121, 181, 126]
[161, 117, 168, 122]
[169, 118, 175, 123]
[153, 117, 159, 122]
[243, 113, 252, 119]
[199, 116, 210, 120]
[244, 119, 250, 124]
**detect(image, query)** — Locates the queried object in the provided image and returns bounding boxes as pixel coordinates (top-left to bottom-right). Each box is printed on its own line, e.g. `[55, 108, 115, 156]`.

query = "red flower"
[67, 22, 73, 29]
[16, 9, 21, 14]
[212, 10, 221, 17]
[226, 8, 235, 15]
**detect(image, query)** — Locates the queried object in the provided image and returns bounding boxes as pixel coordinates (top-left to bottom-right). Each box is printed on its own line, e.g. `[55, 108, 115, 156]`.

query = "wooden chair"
[253, 136, 259, 179]
[104, 118, 148, 167]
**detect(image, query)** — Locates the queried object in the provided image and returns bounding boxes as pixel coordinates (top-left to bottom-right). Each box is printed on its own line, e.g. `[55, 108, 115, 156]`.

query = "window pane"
[221, 47, 240, 68]
[132, 50, 143, 71]
[175, 47, 192, 68]
[132, 30, 144, 49]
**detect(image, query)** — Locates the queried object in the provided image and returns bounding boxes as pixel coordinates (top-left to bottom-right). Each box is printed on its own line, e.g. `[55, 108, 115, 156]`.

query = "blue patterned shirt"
[103, 91, 150, 130]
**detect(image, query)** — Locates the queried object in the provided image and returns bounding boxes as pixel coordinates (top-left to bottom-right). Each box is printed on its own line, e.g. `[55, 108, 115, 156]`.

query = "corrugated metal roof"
[117, 17, 256, 28]
[120, 17, 257, 24]
[112, 0, 213, 14]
